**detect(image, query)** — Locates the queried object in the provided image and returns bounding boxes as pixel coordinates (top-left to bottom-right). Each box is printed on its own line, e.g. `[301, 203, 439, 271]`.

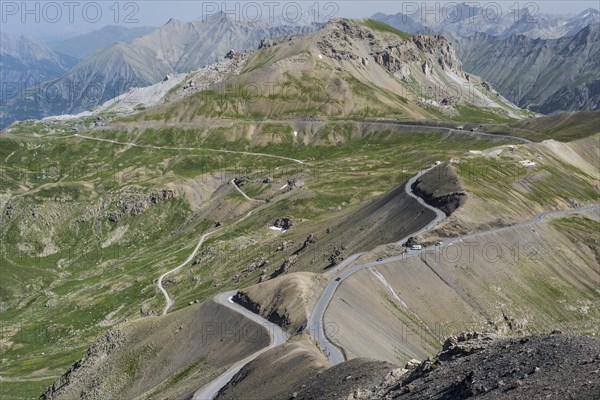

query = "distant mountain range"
[1, 14, 319, 128]
[373, 6, 600, 39]
[1, 26, 155, 125]
[47, 25, 156, 59]
[0, 34, 78, 103]
[2, 5, 598, 128]
[448, 23, 600, 114]
[373, 5, 600, 114]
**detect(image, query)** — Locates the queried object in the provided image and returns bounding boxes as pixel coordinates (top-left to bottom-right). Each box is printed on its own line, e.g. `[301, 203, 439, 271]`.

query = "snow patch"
[269, 226, 288, 233]
[519, 160, 536, 167]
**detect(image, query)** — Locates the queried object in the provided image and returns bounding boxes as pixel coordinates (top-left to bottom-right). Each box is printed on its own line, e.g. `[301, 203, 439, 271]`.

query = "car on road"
[435, 241, 443, 246]
[376, 258, 384, 262]
[335, 277, 341, 281]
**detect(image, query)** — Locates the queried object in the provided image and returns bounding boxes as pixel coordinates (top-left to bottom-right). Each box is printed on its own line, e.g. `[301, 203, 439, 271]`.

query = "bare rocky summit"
[349, 332, 600, 400]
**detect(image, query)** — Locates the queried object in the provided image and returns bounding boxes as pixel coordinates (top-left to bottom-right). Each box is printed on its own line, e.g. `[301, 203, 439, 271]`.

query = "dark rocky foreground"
[348, 332, 600, 400]
[227, 332, 600, 400]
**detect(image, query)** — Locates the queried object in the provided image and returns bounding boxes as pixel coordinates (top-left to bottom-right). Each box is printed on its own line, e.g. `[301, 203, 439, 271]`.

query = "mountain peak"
[577, 8, 600, 18]
[164, 17, 183, 26]
[200, 11, 235, 24]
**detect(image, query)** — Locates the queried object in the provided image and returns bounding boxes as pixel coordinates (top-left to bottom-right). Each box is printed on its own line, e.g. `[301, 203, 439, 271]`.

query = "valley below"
[0, 14, 599, 400]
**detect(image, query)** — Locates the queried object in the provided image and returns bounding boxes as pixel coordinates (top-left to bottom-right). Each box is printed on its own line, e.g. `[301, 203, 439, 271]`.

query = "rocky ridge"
[349, 332, 600, 400]
[40, 328, 128, 400]
[314, 19, 515, 112]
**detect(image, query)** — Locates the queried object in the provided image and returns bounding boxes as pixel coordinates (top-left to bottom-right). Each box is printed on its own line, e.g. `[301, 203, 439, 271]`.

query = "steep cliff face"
[449, 23, 600, 114]
[372, 34, 465, 78]
[316, 19, 465, 76]
[409, 163, 466, 216]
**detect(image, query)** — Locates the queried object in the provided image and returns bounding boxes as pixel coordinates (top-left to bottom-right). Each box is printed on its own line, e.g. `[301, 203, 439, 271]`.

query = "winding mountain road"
[158, 230, 218, 315]
[101, 121, 596, 390]
[309, 201, 600, 365]
[155, 179, 288, 399]
[230, 179, 266, 203]
[166, 161, 597, 397]
[309, 164, 447, 364]
[36, 109, 592, 396]
[192, 291, 287, 400]
[157, 183, 262, 315]
[161, 165, 442, 370]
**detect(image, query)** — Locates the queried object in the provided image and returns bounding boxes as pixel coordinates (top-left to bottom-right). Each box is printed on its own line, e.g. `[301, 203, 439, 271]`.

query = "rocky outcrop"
[317, 20, 373, 61]
[232, 291, 292, 330]
[232, 291, 262, 314]
[293, 234, 316, 255]
[411, 164, 466, 216]
[40, 328, 127, 399]
[269, 258, 294, 279]
[371, 43, 419, 73]
[317, 19, 467, 80]
[412, 35, 465, 76]
[233, 176, 250, 187]
[349, 332, 600, 400]
[317, 19, 472, 105]
[411, 185, 466, 216]
[106, 189, 175, 222]
[325, 242, 346, 267]
[227, 332, 599, 399]
[273, 218, 293, 230]
[149, 189, 175, 204]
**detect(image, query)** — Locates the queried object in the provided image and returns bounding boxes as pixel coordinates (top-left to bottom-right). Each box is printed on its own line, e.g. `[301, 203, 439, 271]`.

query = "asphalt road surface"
[192, 291, 288, 400]
[308, 164, 447, 364]
[308, 196, 598, 364]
